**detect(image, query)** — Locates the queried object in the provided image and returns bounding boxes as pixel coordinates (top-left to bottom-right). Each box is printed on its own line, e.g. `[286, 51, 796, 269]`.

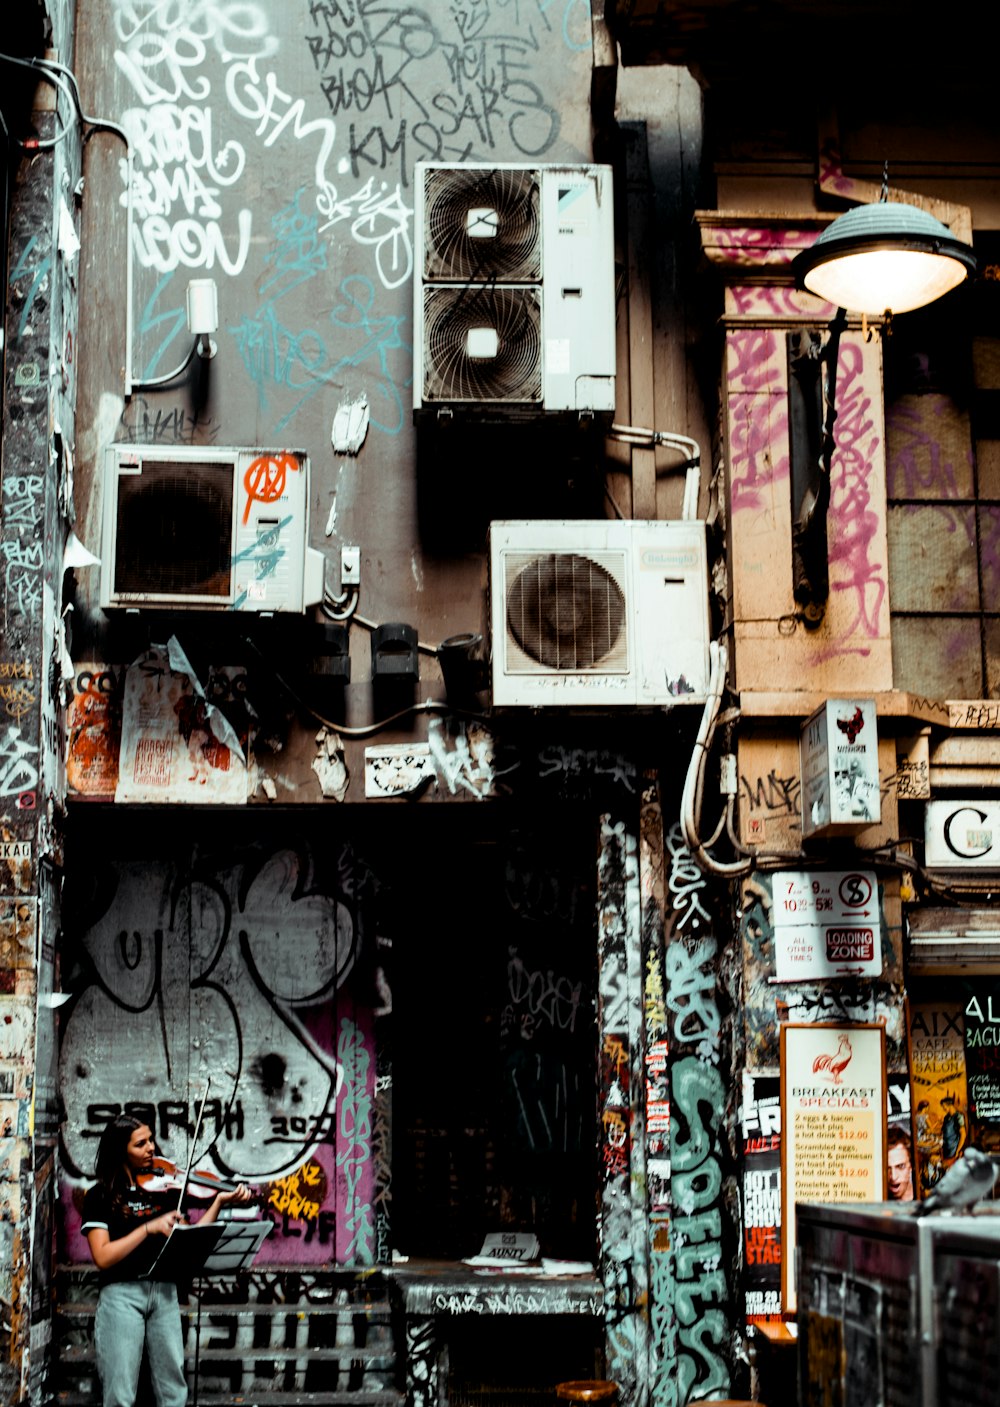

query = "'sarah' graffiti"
[59, 844, 378, 1265]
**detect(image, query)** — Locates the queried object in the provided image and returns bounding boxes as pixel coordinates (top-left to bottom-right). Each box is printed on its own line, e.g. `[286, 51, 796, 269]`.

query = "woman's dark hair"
[94, 1114, 149, 1194]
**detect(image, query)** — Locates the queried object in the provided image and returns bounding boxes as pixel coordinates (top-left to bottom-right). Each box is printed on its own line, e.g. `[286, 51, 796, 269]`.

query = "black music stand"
[144, 1218, 272, 1281]
[144, 1220, 273, 1407]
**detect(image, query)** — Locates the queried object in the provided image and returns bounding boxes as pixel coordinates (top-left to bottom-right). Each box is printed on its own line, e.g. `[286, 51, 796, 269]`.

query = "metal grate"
[114, 460, 233, 597]
[423, 166, 541, 283]
[505, 553, 627, 671]
[423, 285, 541, 404]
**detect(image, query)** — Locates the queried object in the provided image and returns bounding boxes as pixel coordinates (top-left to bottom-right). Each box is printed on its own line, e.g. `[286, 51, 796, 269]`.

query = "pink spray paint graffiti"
[727, 327, 790, 518]
[821, 337, 889, 659]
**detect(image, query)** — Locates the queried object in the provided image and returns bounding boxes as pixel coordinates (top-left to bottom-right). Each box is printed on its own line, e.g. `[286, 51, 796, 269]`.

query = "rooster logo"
[812, 1035, 853, 1085]
[836, 707, 865, 744]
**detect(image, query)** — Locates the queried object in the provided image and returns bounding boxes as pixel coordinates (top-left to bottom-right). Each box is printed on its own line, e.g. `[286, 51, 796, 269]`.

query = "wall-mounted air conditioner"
[489, 520, 710, 707]
[413, 162, 615, 419]
[100, 444, 324, 613]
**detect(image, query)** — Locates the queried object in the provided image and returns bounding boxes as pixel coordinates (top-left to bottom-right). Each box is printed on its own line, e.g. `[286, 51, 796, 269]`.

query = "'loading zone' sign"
[772, 870, 881, 981]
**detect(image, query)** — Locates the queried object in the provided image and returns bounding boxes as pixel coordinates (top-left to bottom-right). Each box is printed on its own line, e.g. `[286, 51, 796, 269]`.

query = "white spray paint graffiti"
[1, 541, 45, 619]
[426, 718, 496, 799]
[225, 59, 338, 225]
[318, 176, 413, 290]
[597, 816, 651, 1406]
[112, 0, 277, 276]
[665, 822, 731, 1403]
[0, 726, 40, 797]
[2, 475, 45, 620]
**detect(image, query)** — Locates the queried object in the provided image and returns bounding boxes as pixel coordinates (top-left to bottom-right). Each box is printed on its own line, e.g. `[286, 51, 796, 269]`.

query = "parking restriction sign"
[772, 870, 881, 980]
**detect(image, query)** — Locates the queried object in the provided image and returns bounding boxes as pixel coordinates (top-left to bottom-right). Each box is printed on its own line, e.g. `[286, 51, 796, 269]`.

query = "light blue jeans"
[94, 1280, 188, 1407]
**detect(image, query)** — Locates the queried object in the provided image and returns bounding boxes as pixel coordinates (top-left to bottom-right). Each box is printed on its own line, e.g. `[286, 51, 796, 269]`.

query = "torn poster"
[331, 395, 369, 454]
[312, 727, 350, 800]
[364, 743, 434, 798]
[115, 639, 248, 803]
[66, 662, 122, 797]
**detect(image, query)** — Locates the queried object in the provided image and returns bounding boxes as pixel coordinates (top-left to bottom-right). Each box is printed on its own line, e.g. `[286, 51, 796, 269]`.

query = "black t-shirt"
[81, 1182, 168, 1284]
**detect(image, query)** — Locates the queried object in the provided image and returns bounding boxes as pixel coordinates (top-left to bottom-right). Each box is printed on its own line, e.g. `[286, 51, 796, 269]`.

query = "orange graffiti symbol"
[242, 452, 299, 524]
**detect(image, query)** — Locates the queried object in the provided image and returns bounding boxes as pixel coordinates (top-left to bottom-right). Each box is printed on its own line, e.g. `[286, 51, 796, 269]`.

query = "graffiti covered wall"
[58, 836, 384, 1265]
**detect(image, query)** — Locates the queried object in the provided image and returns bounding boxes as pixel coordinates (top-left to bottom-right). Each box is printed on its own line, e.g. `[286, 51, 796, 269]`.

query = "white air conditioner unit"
[489, 520, 711, 707]
[100, 444, 325, 613]
[413, 162, 615, 420]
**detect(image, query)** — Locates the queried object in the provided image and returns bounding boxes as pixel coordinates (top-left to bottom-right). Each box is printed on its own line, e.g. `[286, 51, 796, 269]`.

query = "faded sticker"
[364, 743, 434, 798]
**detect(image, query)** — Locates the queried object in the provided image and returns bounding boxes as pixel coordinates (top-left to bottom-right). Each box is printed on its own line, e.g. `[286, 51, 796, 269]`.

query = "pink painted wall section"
[724, 285, 839, 321]
[701, 223, 820, 270]
[726, 322, 893, 692]
[58, 847, 380, 1267]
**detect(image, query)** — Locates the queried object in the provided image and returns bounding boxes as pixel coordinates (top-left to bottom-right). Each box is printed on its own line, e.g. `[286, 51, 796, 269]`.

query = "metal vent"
[423, 165, 541, 282]
[505, 553, 627, 670]
[114, 460, 232, 597]
[423, 285, 541, 403]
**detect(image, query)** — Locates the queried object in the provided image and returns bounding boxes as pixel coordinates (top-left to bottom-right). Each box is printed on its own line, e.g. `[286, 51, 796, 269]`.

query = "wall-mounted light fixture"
[792, 201, 977, 317]
[185, 278, 219, 359]
[126, 277, 219, 395]
[786, 195, 977, 630]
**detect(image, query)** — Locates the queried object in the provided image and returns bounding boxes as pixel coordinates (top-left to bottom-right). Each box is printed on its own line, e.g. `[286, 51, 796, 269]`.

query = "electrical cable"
[243, 637, 489, 739]
[680, 639, 753, 877]
[0, 54, 74, 151]
[129, 339, 199, 391]
[606, 421, 703, 519]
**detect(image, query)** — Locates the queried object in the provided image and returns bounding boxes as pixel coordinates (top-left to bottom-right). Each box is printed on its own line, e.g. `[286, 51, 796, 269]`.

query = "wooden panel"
[885, 392, 975, 500]
[728, 328, 893, 694]
[973, 336, 1000, 391]
[736, 731, 898, 853]
[976, 439, 1000, 499]
[887, 503, 980, 613]
[892, 617, 984, 699]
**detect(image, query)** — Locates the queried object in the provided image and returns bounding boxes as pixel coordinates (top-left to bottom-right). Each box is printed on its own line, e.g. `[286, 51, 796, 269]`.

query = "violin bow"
[177, 1076, 211, 1214]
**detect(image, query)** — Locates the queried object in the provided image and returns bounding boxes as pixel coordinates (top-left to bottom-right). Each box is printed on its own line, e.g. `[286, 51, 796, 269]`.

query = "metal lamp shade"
[792, 202, 977, 315]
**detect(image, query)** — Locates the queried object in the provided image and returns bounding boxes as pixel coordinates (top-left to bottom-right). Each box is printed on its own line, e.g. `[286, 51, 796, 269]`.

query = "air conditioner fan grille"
[423, 166, 541, 281]
[506, 553, 627, 670]
[114, 461, 232, 597]
[423, 286, 541, 403]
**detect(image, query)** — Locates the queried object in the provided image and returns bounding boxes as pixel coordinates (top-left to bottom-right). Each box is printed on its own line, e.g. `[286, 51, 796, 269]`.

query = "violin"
[136, 1156, 260, 1203]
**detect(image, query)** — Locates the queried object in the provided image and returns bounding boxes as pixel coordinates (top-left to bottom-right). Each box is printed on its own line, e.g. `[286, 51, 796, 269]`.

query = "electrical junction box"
[800, 697, 881, 838]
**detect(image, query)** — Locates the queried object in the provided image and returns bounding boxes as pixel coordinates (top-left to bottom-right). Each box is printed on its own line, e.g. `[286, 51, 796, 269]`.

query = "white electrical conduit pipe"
[680, 639, 753, 878]
[607, 424, 702, 520]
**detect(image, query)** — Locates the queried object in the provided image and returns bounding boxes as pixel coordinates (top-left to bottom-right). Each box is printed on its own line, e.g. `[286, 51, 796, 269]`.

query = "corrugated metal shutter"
[908, 906, 1000, 973]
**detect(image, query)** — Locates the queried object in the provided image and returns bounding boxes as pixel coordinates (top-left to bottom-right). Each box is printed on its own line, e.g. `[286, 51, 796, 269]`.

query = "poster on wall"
[907, 1000, 969, 1198]
[742, 1075, 782, 1325]
[115, 642, 249, 804]
[961, 982, 1000, 1148]
[780, 1023, 887, 1312]
[886, 1075, 914, 1203]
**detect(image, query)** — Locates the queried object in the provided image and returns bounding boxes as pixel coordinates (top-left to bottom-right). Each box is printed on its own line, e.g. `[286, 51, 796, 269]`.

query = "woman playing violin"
[82, 1114, 252, 1407]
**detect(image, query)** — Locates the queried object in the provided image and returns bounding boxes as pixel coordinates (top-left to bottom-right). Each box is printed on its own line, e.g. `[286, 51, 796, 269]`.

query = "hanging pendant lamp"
[792, 201, 977, 315]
